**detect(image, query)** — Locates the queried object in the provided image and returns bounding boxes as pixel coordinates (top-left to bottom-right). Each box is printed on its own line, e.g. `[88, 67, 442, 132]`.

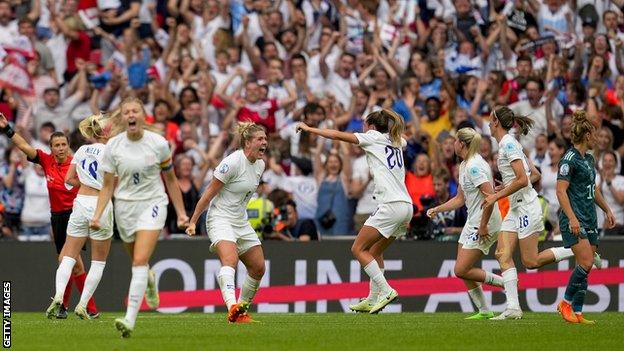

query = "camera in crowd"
[409, 195, 437, 240]
[259, 205, 289, 237]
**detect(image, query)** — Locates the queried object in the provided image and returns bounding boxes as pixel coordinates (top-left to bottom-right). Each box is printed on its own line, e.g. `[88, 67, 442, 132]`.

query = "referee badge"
[559, 163, 570, 176]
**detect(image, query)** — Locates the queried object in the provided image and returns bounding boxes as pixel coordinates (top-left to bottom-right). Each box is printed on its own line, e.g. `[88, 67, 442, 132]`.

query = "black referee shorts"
[50, 210, 73, 254]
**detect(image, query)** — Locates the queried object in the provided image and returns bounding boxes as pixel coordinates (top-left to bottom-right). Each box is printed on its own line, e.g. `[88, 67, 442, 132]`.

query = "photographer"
[266, 200, 318, 242]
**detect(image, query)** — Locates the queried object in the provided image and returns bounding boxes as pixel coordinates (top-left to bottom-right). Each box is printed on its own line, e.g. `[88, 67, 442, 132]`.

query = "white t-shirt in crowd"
[354, 130, 411, 204]
[100, 130, 171, 201]
[209, 149, 265, 225]
[276, 174, 318, 220]
[71, 143, 106, 190]
[596, 174, 624, 227]
[497, 134, 538, 209]
[21, 167, 50, 224]
[324, 70, 357, 110]
[540, 163, 559, 214]
[352, 155, 377, 215]
[459, 154, 501, 232]
[509, 99, 563, 151]
[0, 21, 18, 46]
[279, 122, 302, 158]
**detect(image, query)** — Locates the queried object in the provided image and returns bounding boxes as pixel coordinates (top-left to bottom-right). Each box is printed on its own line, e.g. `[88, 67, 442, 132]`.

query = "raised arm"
[297, 123, 359, 144]
[0, 113, 37, 160]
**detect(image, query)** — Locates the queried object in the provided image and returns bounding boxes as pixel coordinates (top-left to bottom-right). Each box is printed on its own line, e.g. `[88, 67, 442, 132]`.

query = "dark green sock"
[572, 275, 588, 313]
[564, 265, 588, 302]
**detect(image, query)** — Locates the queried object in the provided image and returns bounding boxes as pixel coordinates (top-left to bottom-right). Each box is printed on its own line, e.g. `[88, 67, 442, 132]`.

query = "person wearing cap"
[578, 3, 599, 40]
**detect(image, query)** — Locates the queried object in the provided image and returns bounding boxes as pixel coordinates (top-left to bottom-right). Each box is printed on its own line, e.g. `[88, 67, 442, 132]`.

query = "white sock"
[484, 271, 504, 288]
[366, 268, 384, 302]
[363, 261, 392, 295]
[125, 265, 148, 328]
[550, 247, 574, 262]
[78, 261, 106, 307]
[54, 256, 77, 301]
[239, 275, 261, 304]
[217, 266, 236, 310]
[468, 286, 489, 313]
[502, 268, 520, 310]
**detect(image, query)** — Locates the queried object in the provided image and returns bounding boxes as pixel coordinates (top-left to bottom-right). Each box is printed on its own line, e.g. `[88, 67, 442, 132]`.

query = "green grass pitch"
[10, 312, 624, 351]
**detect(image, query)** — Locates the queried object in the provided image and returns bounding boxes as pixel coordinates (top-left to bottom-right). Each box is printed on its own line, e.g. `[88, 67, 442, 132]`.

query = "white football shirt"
[71, 143, 106, 190]
[497, 134, 538, 208]
[459, 154, 501, 232]
[208, 150, 265, 225]
[354, 130, 411, 204]
[100, 130, 171, 201]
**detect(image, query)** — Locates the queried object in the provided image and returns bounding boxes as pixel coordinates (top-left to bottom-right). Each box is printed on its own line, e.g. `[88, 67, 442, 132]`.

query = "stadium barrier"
[2, 241, 624, 312]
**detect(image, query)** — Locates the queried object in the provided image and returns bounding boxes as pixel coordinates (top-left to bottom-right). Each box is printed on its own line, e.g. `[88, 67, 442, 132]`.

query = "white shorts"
[458, 227, 499, 255]
[500, 199, 544, 240]
[115, 197, 168, 243]
[67, 195, 113, 240]
[206, 216, 261, 256]
[364, 202, 413, 239]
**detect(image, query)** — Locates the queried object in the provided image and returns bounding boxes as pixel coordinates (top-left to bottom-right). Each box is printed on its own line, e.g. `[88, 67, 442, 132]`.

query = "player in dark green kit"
[556, 111, 615, 325]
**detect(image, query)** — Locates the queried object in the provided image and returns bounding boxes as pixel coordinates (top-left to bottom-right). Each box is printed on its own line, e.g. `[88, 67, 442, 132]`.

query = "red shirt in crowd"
[405, 171, 435, 212]
[237, 99, 279, 133]
[30, 149, 78, 213]
[66, 31, 92, 74]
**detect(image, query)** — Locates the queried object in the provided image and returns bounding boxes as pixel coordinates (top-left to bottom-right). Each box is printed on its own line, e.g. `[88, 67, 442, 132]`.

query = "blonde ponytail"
[78, 110, 124, 140]
[78, 113, 105, 139]
[456, 127, 482, 161]
[385, 109, 405, 147]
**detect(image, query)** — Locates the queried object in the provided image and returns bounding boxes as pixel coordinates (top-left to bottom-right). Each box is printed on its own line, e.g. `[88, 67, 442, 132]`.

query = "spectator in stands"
[313, 141, 352, 236]
[32, 63, 89, 132]
[597, 151, 624, 236]
[166, 154, 208, 235]
[595, 127, 621, 174]
[0, 145, 25, 235]
[269, 200, 318, 241]
[350, 143, 375, 232]
[541, 137, 567, 236]
[20, 163, 50, 239]
[406, 153, 435, 213]
[429, 166, 466, 242]
[420, 96, 451, 140]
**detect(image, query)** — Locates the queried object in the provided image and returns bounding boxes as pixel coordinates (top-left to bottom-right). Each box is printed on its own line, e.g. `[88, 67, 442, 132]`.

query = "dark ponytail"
[493, 105, 534, 135]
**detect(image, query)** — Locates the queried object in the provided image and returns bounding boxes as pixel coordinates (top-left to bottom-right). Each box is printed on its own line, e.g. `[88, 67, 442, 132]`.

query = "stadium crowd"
[0, 0, 623, 242]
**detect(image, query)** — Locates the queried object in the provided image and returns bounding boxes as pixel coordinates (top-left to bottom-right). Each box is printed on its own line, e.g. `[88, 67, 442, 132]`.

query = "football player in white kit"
[482, 106, 599, 320]
[426, 128, 505, 320]
[90, 98, 189, 337]
[298, 109, 412, 314]
[186, 122, 267, 323]
[46, 112, 118, 320]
